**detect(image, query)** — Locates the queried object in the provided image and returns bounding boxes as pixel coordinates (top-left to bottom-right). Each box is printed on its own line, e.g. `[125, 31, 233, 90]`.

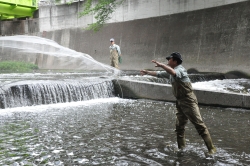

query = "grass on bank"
[0, 61, 38, 73]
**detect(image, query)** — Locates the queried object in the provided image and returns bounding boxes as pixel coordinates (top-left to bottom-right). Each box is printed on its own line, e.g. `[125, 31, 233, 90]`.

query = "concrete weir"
[1, 0, 250, 109]
[113, 79, 250, 109]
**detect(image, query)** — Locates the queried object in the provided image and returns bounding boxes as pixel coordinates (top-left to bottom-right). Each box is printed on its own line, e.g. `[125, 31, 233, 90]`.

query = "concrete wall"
[1, 0, 250, 75]
[37, 0, 249, 32]
[110, 0, 248, 24]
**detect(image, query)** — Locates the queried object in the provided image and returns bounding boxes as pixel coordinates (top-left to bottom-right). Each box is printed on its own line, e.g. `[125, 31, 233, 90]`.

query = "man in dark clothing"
[140, 52, 216, 154]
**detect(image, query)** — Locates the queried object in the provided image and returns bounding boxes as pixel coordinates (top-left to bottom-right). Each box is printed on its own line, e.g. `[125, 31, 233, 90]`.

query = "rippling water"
[0, 98, 249, 165]
[121, 74, 250, 94]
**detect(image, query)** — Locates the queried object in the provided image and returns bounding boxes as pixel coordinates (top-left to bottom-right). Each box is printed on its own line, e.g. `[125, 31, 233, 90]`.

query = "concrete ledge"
[113, 79, 250, 109]
[113, 79, 175, 101]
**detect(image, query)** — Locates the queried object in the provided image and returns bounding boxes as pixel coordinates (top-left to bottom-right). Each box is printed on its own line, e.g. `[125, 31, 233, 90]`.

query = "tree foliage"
[79, 0, 124, 31]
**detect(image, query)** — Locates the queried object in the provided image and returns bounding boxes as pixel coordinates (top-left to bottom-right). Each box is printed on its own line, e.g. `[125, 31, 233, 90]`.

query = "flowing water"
[192, 79, 250, 94]
[123, 74, 250, 94]
[0, 73, 116, 109]
[0, 98, 249, 165]
[0, 35, 250, 165]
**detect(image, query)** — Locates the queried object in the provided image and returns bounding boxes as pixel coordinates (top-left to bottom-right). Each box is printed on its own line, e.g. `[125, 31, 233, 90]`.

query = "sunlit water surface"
[0, 98, 249, 166]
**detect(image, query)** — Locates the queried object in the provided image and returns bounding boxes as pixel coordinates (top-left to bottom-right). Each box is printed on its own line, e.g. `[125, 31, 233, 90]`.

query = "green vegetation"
[0, 61, 38, 73]
[53, 0, 124, 31]
[79, 0, 124, 31]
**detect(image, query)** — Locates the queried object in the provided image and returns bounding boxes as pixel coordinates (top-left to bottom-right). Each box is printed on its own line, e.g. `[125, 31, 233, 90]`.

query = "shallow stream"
[1, 35, 249, 165]
[0, 98, 249, 165]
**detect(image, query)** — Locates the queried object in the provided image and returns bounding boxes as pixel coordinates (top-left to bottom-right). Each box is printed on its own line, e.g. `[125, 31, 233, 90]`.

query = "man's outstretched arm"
[140, 70, 157, 76]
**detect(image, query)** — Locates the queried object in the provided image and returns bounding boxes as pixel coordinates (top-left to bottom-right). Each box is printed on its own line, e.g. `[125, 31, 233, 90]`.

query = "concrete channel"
[1, 0, 250, 109]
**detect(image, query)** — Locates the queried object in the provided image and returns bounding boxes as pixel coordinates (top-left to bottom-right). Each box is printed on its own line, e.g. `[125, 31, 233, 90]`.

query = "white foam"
[0, 97, 132, 116]
[192, 79, 250, 93]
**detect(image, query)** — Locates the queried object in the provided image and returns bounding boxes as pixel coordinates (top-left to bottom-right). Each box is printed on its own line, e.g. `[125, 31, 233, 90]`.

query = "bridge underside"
[0, 0, 37, 20]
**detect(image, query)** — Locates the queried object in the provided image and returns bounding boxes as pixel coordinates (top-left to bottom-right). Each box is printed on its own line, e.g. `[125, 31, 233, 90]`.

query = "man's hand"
[152, 60, 176, 76]
[140, 70, 148, 75]
[152, 60, 164, 68]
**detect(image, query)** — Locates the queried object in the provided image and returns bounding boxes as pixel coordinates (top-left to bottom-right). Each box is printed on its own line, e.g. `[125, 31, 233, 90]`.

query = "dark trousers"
[175, 99, 209, 138]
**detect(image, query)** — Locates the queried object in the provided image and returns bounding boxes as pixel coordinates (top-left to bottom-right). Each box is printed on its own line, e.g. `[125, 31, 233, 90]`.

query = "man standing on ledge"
[140, 52, 216, 154]
[109, 38, 121, 69]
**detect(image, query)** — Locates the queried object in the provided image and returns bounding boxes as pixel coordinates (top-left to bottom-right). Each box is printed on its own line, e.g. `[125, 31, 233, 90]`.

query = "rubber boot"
[202, 134, 216, 154]
[177, 136, 186, 149]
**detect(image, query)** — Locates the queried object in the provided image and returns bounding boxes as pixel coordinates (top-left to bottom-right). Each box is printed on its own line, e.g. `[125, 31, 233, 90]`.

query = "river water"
[0, 36, 249, 165]
[0, 98, 249, 165]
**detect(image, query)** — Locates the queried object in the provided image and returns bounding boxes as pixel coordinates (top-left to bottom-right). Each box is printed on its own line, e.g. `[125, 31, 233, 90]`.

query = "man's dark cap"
[166, 52, 183, 63]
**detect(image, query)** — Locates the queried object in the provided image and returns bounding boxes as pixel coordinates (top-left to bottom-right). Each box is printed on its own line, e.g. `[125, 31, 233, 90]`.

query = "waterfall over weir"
[0, 78, 115, 109]
[0, 35, 119, 109]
